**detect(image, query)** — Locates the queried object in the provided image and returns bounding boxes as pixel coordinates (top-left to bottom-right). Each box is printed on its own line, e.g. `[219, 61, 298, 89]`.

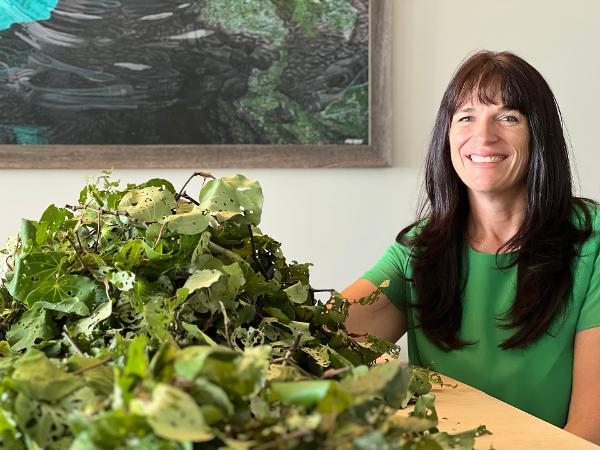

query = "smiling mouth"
[467, 155, 507, 163]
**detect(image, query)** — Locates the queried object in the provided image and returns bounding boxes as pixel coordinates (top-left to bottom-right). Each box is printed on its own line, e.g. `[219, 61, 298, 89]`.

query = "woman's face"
[449, 94, 530, 199]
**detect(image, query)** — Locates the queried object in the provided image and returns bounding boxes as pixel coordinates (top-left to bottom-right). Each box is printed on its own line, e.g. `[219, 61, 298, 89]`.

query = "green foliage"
[202, 0, 288, 46]
[320, 84, 369, 139]
[0, 172, 489, 449]
[289, 0, 358, 38]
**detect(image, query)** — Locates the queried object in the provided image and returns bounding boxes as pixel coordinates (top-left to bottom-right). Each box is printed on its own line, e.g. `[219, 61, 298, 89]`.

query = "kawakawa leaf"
[118, 187, 177, 222]
[7, 252, 95, 307]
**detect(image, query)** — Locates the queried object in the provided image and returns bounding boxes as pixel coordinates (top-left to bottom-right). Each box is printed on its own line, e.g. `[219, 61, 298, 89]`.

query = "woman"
[343, 51, 600, 444]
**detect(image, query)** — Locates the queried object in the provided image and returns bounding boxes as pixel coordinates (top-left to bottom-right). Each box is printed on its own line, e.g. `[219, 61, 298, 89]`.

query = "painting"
[0, 0, 391, 168]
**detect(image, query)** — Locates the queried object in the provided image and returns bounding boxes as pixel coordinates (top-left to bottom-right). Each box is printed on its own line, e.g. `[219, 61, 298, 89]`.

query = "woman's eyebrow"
[455, 107, 475, 114]
[454, 105, 520, 115]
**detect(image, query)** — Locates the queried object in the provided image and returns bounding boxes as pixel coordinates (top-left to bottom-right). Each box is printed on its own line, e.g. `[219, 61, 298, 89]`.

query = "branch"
[180, 191, 200, 206]
[176, 172, 215, 201]
[72, 356, 113, 375]
[65, 204, 150, 228]
[271, 334, 302, 367]
[65, 234, 90, 273]
[74, 229, 87, 254]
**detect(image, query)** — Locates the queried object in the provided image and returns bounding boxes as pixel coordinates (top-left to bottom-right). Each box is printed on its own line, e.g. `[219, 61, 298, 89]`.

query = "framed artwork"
[0, 0, 391, 168]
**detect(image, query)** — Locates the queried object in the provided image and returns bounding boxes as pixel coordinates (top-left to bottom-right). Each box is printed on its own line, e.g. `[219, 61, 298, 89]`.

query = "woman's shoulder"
[395, 218, 428, 246]
[571, 198, 600, 230]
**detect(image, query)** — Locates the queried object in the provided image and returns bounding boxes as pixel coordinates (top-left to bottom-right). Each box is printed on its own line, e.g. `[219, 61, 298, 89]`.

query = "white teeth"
[469, 155, 506, 163]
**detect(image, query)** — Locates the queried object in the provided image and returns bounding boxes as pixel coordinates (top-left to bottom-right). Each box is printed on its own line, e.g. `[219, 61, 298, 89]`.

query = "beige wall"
[1, 1, 599, 357]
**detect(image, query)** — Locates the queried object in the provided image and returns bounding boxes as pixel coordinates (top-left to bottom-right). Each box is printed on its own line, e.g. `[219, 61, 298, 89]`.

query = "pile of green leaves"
[0, 172, 488, 449]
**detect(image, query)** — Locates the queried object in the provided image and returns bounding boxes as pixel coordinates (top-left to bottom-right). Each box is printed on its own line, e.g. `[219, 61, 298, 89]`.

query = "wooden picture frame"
[0, 0, 392, 168]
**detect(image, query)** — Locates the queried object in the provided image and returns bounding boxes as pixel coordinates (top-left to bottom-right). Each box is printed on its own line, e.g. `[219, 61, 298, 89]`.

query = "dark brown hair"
[399, 50, 593, 350]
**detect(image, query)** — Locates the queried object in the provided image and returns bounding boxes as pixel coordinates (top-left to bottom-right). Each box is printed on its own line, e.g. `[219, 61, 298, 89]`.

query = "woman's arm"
[341, 278, 407, 343]
[564, 326, 600, 445]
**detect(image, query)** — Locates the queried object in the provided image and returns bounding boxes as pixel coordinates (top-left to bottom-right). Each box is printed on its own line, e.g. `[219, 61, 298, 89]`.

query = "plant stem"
[62, 330, 83, 355]
[180, 191, 200, 206]
[72, 356, 113, 375]
[65, 234, 90, 273]
[219, 300, 233, 348]
[322, 367, 350, 378]
[154, 221, 169, 247]
[65, 204, 150, 228]
[176, 172, 215, 201]
[281, 334, 301, 368]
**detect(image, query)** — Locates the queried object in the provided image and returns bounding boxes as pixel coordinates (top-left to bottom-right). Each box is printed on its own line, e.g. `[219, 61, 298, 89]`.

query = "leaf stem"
[219, 300, 233, 348]
[62, 330, 83, 355]
[154, 221, 169, 248]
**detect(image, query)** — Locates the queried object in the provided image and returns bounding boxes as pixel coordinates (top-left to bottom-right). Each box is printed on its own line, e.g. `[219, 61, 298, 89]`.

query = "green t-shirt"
[362, 203, 600, 427]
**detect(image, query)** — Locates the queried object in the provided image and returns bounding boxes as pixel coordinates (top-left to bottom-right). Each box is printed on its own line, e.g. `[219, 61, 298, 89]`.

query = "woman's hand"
[342, 278, 407, 343]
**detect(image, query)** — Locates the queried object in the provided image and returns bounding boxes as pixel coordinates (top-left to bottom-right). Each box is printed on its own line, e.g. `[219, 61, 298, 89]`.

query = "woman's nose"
[473, 119, 499, 144]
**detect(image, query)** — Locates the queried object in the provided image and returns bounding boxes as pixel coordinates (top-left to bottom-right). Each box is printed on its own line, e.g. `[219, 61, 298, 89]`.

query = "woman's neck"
[466, 189, 527, 252]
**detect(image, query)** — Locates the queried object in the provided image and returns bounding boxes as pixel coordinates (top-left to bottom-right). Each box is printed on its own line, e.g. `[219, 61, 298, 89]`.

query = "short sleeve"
[576, 204, 600, 332]
[361, 242, 412, 314]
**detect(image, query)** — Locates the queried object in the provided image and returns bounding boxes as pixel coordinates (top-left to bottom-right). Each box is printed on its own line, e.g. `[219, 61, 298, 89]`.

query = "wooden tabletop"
[407, 375, 598, 449]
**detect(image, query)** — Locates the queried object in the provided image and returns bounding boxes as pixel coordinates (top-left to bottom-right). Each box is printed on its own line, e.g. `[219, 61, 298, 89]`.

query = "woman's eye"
[457, 116, 472, 122]
[501, 115, 518, 122]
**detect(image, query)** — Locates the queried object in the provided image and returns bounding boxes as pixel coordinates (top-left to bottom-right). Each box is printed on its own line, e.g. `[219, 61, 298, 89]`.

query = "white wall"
[2, 1, 600, 359]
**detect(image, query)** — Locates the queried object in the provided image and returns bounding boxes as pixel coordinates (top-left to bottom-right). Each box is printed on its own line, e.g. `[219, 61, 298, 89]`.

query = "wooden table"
[409, 375, 598, 449]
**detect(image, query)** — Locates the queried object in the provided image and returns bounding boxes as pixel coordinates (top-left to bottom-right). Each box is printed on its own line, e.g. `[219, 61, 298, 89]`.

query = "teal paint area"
[0, 126, 49, 144]
[0, 0, 59, 31]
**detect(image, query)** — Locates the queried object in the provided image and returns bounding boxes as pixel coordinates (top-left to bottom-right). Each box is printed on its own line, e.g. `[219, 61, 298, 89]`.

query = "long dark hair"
[399, 50, 593, 350]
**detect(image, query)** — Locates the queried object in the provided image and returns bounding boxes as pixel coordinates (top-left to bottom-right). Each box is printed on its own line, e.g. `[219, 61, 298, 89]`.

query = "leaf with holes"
[108, 270, 135, 292]
[67, 299, 112, 337]
[118, 187, 177, 222]
[198, 175, 263, 226]
[6, 303, 57, 351]
[166, 207, 211, 235]
[6, 252, 96, 308]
